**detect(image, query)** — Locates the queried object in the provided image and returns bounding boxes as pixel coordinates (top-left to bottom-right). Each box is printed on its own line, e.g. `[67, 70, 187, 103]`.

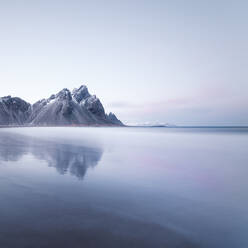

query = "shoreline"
[0, 125, 248, 129]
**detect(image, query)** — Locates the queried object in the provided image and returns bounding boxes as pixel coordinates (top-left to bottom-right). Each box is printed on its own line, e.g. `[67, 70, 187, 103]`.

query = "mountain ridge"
[0, 85, 123, 126]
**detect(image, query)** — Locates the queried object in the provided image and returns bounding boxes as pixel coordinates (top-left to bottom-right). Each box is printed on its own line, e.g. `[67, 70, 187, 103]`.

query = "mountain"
[0, 96, 31, 125]
[0, 85, 123, 126]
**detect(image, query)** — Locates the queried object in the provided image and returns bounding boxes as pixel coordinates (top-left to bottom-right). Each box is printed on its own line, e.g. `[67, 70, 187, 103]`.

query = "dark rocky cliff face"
[0, 86, 123, 126]
[0, 96, 31, 125]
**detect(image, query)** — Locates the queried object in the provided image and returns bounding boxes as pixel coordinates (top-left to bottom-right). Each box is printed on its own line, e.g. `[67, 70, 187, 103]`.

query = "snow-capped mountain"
[0, 96, 31, 125]
[0, 85, 123, 126]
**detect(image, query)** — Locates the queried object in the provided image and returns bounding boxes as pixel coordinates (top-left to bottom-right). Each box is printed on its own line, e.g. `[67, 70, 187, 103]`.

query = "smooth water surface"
[0, 127, 247, 248]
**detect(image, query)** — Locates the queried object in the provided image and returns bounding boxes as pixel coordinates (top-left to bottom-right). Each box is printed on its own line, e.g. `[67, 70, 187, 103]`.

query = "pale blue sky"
[0, 0, 247, 125]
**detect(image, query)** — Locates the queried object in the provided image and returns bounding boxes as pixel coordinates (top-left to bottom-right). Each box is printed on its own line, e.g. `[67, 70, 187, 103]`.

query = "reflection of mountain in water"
[0, 132, 103, 179]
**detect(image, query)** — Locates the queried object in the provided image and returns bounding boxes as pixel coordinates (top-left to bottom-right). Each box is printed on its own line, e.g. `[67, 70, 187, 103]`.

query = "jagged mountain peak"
[56, 88, 72, 100]
[108, 112, 123, 126]
[72, 85, 90, 103]
[0, 85, 123, 126]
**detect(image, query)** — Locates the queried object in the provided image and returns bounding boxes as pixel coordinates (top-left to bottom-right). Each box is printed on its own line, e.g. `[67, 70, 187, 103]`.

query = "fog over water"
[0, 127, 247, 248]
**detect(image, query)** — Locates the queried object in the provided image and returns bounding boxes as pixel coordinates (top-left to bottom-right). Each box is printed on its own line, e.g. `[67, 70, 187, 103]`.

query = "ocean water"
[0, 127, 247, 248]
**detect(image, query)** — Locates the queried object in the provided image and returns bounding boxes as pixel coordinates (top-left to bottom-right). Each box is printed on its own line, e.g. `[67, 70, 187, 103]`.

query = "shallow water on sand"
[0, 127, 247, 248]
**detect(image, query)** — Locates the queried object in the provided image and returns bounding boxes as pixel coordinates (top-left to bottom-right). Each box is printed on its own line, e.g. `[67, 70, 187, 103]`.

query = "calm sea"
[0, 127, 247, 248]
